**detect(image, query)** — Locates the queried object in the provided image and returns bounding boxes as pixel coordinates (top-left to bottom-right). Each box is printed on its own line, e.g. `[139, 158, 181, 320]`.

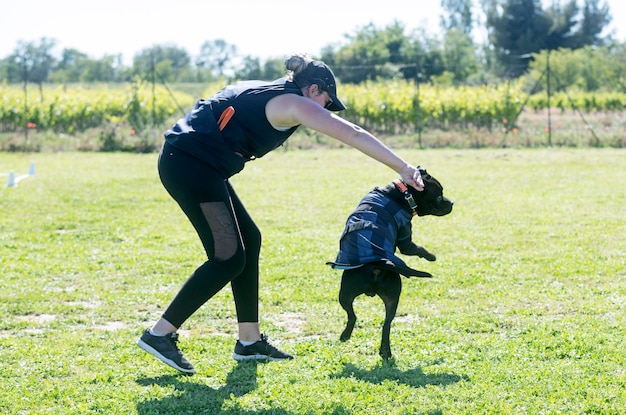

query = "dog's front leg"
[398, 241, 437, 261]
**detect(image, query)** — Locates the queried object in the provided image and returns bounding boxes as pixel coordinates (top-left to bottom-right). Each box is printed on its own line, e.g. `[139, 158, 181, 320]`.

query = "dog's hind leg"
[377, 271, 402, 359]
[339, 291, 358, 342]
[338, 269, 364, 342]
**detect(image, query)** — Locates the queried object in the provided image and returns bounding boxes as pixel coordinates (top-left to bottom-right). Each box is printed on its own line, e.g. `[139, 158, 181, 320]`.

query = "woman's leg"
[225, 183, 293, 361]
[156, 144, 248, 329]
[141, 143, 291, 367]
[224, 181, 263, 342]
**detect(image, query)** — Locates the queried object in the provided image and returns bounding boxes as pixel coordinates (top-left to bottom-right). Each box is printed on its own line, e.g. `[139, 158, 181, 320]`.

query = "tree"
[7, 38, 58, 85]
[442, 29, 479, 83]
[325, 22, 420, 84]
[439, 0, 477, 83]
[232, 56, 285, 81]
[0, 57, 8, 81]
[50, 48, 88, 83]
[487, 0, 552, 77]
[196, 39, 238, 77]
[486, 0, 613, 78]
[544, 0, 580, 49]
[133, 44, 191, 83]
[527, 45, 625, 92]
[325, 23, 391, 83]
[607, 42, 626, 92]
[262, 58, 285, 80]
[402, 28, 446, 83]
[233, 55, 263, 80]
[80, 55, 120, 83]
[440, 0, 474, 35]
[574, 0, 611, 46]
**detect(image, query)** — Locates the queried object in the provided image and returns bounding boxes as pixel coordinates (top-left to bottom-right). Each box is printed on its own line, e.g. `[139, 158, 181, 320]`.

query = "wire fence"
[2, 59, 625, 151]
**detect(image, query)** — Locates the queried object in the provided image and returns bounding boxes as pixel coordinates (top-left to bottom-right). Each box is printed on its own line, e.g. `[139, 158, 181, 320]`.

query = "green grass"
[1, 148, 625, 414]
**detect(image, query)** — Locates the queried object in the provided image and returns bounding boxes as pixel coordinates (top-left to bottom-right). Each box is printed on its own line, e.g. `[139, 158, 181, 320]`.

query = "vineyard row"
[1, 80, 625, 135]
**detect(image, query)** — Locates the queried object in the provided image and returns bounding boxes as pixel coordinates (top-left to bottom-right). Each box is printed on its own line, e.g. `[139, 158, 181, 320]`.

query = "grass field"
[1, 148, 625, 414]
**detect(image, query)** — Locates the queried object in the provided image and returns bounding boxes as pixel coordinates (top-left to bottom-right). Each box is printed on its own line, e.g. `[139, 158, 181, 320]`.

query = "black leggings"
[157, 142, 260, 328]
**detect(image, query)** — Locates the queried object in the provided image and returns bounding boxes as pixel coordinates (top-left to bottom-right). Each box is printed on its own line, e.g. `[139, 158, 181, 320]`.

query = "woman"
[137, 53, 424, 374]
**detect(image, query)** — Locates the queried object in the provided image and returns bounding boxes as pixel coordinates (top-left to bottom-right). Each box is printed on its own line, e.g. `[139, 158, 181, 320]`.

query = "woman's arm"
[266, 94, 424, 190]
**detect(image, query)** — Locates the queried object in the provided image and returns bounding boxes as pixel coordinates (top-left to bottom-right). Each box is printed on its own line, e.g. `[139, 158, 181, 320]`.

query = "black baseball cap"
[295, 60, 346, 111]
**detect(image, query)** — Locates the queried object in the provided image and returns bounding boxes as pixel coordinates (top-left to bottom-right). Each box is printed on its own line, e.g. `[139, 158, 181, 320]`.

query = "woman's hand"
[400, 165, 424, 191]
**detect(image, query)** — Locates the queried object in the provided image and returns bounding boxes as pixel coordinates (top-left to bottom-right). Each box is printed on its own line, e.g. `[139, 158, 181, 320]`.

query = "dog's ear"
[417, 165, 429, 177]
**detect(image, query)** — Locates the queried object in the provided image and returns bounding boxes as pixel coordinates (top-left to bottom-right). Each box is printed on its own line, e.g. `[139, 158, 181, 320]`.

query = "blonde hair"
[284, 53, 313, 82]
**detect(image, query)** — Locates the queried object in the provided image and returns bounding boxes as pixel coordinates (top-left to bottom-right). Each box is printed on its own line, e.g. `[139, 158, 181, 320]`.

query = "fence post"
[415, 69, 423, 149]
[7, 171, 16, 187]
[546, 50, 552, 146]
[23, 59, 29, 146]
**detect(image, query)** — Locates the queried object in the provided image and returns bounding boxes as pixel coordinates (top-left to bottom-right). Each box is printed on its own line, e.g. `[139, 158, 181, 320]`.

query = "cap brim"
[327, 93, 346, 111]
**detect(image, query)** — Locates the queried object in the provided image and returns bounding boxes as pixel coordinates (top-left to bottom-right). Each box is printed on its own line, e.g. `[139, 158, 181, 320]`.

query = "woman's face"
[307, 84, 333, 110]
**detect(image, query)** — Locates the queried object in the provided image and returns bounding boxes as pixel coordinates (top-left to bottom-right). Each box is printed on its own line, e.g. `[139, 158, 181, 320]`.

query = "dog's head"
[410, 167, 453, 217]
[386, 167, 452, 217]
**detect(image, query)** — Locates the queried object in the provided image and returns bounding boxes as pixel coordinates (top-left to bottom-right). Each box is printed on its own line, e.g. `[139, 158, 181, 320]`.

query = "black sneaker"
[137, 329, 195, 374]
[232, 334, 293, 361]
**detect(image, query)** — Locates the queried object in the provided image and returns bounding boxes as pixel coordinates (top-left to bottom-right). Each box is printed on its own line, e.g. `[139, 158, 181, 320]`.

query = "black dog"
[327, 167, 453, 359]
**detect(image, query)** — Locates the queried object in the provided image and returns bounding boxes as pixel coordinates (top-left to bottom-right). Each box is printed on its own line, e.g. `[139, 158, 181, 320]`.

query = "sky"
[1, 0, 625, 65]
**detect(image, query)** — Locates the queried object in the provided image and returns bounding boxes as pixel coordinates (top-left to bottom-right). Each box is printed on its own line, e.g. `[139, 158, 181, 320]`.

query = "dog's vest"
[328, 187, 413, 270]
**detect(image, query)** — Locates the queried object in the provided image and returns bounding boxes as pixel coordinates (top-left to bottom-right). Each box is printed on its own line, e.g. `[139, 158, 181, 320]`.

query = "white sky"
[1, 0, 624, 65]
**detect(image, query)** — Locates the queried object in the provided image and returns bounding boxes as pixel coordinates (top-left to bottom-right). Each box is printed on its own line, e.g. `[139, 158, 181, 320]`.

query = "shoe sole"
[137, 339, 195, 374]
[232, 352, 292, 362]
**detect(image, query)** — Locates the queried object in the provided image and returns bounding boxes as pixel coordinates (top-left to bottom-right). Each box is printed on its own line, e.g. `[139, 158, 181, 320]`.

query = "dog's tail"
[372, 260, 433, 278]
[408, 270, 433, 278]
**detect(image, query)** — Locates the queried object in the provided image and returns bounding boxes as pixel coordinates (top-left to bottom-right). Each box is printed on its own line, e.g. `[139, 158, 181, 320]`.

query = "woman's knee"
[199, 201, 244, 261]
[217, 247, 247, 276]
[245, 226, 262, 255]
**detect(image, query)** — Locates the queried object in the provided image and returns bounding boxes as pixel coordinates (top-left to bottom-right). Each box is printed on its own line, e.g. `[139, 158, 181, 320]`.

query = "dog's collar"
[393, 179, 418, 217]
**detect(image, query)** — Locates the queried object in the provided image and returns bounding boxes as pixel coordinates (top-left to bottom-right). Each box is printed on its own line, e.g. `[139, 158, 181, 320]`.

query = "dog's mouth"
[434, 202, 453, 216]
[419, 199, 453, 216]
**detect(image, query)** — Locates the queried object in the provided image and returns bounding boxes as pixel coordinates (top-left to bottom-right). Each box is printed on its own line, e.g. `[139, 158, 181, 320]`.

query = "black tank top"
[164, 78, 301, 177]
